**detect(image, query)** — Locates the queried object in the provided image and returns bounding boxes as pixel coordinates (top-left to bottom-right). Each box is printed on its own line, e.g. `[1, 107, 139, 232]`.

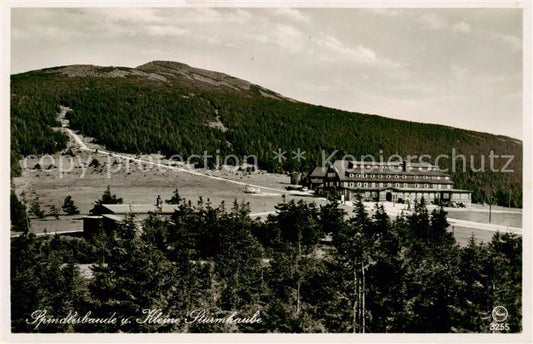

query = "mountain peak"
[136, 60, 191, 71]
[135, 60, 257, 92]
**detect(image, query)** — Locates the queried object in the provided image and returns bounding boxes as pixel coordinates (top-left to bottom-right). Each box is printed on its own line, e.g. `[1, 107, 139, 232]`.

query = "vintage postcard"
[1, 1, 531, 343]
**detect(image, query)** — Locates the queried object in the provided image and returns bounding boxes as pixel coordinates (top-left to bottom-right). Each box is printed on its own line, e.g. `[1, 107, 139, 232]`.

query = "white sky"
[11, 7, 523, 139]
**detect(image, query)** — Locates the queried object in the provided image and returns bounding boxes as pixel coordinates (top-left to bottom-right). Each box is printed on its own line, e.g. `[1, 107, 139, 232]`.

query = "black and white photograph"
[1, 1, 531, 342]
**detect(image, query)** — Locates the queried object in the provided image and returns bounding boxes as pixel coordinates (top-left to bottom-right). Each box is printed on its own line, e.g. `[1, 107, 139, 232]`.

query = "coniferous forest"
[9, 60, 523, 334]
[11, 61, 523, 207]
[11, 195, 521, 333]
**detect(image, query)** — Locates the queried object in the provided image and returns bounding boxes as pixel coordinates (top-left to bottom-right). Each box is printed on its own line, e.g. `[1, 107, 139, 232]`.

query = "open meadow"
[12, 130, 522, 245]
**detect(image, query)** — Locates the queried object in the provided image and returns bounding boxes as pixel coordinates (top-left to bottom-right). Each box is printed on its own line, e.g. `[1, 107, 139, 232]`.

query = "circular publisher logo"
[492, 306, 508, 323]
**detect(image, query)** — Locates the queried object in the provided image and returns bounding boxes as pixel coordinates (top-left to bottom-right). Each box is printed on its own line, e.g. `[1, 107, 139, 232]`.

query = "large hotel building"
[305, 160, 471, 206]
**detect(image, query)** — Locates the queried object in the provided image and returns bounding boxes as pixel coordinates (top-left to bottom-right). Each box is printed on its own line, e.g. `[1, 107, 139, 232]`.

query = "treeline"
[11, 197, 521, 333]
[11, 63, 523, 206]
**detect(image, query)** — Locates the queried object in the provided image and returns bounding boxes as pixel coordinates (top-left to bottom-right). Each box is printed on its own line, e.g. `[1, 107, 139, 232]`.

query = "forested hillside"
[11, 196, 522, 332]
[10, 61, 523, 206]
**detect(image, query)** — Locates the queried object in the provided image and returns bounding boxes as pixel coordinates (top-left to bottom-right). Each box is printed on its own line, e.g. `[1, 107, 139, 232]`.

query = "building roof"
[332, 160, 450, 180]
[100, 203, 179, 214]
[339, 177, 453, 184]
[102, 214, 127, 222]
[342, 187, 471, 193]
[309, 166, 328, 178]
[342, 160, 435, 167]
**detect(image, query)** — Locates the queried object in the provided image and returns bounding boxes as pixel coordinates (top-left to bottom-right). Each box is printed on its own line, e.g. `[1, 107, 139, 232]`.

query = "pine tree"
[47, 205, 60, 219]
[62, 195, 80, 215]
[332, 196, 371, 333]
[11, 234, 85, 332]
[398, 200, 461, 332]
[455, 234, 490, 331]
[29, 196, 45, 219]
[486, 232, 522, 332]
[10, 193, 29, 232]
[165, 189, 182, 204]
[89, 186, 123, 215]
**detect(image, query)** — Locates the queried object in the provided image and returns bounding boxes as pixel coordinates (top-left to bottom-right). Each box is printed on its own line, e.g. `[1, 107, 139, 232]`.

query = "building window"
[415, 183, 419, 188]
[402, 175, 406, 179]
[357, 182, 362, 187]
[395, 174, 399, 178]
[371, 182, 375, 187]
[447, 185, 451, 190]
[403, 183, 407, 188]
[387, 183, 392, 187]
[395, 183, 400, 188]
[425, 184, 429, 188]
[379, 183, 383, 187]
[350, 182, 354, 187]
[349, 173, 354, 178]
[414, 175, 418, 179]
[364, 182, 368, 188]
